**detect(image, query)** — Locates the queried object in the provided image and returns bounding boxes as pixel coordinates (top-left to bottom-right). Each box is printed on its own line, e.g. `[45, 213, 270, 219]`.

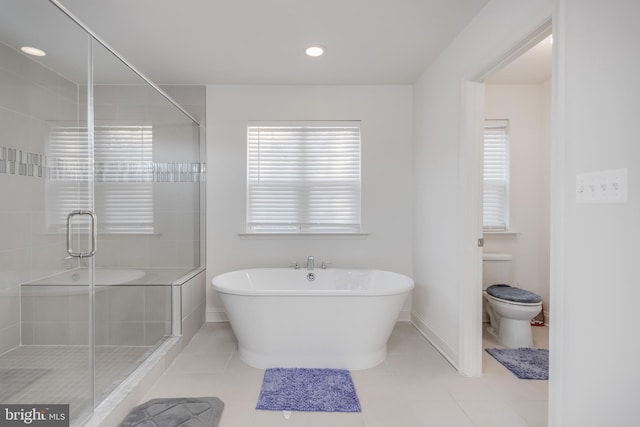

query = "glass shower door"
[38, 21, 98, 423]
[48, 109, 98, 422]
[0, 0, 97, 423]
[90, 37, 179, 403]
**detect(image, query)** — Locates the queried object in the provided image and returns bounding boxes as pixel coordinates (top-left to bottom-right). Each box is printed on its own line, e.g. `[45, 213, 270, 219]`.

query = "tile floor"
[140, 322, 549, 427]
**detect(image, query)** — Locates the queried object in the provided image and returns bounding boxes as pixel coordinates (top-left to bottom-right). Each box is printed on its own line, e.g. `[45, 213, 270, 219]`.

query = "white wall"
[206, 85, 413, 320]
[412, 0, 553, 364]
[552, 0, 640, 425]
[484, 82, 551, 321]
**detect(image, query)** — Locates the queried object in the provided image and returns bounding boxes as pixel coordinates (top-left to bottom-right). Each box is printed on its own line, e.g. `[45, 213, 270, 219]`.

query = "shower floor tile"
[0, 345, 154, 422]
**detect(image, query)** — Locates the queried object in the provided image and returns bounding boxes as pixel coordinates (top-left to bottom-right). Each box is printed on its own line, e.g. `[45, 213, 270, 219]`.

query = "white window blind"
[47, 125, 154, 234]
[483, 120, 509, 231]
[247, 121, 361, 233]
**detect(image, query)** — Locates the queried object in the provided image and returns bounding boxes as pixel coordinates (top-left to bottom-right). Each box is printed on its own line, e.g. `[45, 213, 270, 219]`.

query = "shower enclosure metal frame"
[48, 1, 199, 125]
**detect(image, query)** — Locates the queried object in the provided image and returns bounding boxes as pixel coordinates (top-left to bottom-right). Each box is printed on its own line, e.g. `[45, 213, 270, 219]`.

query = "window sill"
[42, 231, 162, 237]
[238, 232, 369, 239]
[483, 230, 519, 236]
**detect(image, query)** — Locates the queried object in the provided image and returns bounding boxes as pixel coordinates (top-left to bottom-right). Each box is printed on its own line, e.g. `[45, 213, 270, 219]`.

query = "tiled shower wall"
[20, 284, 171, 346]
[0, 39, 206, 350]
[0, 42, 77, 354]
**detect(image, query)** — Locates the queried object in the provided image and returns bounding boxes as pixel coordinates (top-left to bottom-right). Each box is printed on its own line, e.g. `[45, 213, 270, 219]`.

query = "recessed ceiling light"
[21, 46, 46, 57]
[305, 45, 325, 57]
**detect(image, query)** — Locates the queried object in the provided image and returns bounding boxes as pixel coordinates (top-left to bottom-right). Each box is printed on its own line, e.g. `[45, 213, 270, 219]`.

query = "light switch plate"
[576, 168, 627, 204]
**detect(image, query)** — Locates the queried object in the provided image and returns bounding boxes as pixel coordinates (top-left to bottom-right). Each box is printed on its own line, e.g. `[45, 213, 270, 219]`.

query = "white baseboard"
[206, 310, 229, 322]
[410, 312, 459, 371]
[397, 309, 411, 322]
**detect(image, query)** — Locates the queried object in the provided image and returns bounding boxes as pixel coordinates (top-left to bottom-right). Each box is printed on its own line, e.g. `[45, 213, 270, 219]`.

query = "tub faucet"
[307, 256, 314, 271]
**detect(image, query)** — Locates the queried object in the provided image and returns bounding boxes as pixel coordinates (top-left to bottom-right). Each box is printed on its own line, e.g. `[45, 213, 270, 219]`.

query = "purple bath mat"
[486, 348, 549, 380]
[256, 368, 361, 412]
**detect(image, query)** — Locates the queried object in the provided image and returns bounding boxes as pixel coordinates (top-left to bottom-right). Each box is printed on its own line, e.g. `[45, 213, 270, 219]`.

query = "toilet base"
[495, 318, 534, 348]
[484, 292, 541, 348]
[486, 324, 499, 340]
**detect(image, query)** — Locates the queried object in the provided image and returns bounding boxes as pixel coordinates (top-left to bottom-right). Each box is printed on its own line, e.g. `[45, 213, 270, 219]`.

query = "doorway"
[458, 20, 552, 378]
[481, 34, 553, 357]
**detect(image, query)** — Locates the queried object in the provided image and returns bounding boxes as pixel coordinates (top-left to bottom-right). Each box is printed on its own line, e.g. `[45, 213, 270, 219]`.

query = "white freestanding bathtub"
[211, 268, 414, 370]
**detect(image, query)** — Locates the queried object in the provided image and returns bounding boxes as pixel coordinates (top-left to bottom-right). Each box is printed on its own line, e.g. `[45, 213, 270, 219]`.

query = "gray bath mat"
[486, 348, 549, 380]
[0, 368, 50, 401]
[119, 397, 224, 427]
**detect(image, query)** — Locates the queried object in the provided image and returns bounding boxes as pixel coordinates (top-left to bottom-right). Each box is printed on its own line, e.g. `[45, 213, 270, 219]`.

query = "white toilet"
[483, 253, 542, 348]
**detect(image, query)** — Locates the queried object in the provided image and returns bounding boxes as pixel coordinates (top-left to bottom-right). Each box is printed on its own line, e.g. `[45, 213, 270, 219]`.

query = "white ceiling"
[51, 0, 491, 85]
[0, 0, 550, 87]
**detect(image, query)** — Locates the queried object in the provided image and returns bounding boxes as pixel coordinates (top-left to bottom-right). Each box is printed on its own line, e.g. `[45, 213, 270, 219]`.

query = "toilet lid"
[486, 284, 542, 304]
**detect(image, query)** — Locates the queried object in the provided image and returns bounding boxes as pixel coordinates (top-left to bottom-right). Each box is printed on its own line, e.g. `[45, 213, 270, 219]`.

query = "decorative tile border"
[0, 146, 206, 182]
[152, 162, 206, 183]
[0, 147, 47, 177]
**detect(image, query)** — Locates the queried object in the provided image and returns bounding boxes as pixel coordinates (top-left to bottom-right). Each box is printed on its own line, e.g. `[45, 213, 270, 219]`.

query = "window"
[246, 121, 361, 233]
[47, 125, 154, 234]
[483, 120, 509, 231]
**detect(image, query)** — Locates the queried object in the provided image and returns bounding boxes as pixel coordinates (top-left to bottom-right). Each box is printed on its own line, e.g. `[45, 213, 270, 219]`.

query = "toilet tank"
[482, 253, 512, 290]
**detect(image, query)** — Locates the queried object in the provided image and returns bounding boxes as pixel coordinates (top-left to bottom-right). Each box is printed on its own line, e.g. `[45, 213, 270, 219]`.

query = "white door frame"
[457, 81, 485, 377]
[457, 19, 553, 378]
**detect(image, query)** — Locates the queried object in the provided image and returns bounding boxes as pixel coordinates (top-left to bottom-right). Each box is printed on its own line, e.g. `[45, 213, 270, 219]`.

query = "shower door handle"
[67, 210, 97, 258]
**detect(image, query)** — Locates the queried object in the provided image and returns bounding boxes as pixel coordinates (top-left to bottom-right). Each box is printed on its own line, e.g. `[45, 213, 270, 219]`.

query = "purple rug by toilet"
[486, 348, 549, 380]
[256, 368, 361, 412]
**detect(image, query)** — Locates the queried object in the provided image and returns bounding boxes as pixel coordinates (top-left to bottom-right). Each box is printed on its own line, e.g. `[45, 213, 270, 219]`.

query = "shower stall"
[0, 0, 205, 424]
